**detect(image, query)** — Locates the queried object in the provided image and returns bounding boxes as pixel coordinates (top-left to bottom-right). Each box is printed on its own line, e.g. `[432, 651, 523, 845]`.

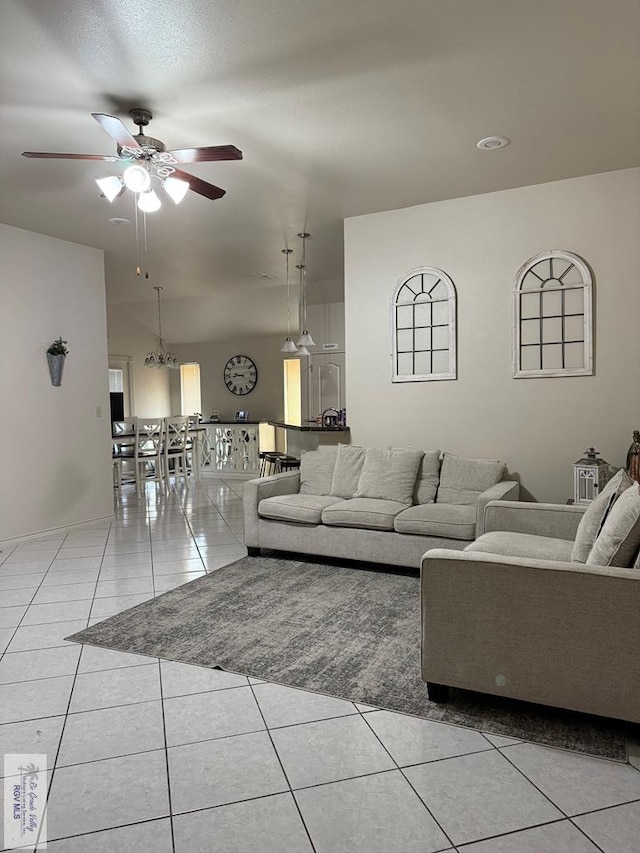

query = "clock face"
[223, 355, 258, 396]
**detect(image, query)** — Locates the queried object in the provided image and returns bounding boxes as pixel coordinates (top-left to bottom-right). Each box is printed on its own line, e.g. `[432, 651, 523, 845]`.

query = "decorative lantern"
[573, 447, 610, 504]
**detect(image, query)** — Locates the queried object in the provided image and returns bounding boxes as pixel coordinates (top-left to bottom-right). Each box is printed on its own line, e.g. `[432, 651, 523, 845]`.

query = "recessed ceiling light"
[477, 136, 511, 150]
[250, 272, 275, 279]
[108, 217, 130, 226]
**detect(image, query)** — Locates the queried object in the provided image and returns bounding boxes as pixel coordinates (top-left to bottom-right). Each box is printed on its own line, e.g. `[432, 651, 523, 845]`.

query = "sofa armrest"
[475, 481, 520, 536]
[421, 549, 640, 722]
[483, 499, 585, 540]
[243, 471, 301, 547]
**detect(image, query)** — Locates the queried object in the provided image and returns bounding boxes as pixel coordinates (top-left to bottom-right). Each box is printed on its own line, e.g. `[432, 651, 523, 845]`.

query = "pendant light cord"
[155, 286, 163, 341]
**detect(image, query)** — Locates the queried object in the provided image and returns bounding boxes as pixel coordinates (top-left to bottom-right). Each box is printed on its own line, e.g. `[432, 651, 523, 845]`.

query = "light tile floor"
[0, 478, 639, 852]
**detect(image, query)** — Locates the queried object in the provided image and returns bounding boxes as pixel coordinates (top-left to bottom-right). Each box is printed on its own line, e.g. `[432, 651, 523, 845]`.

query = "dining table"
[111, 424, 209, 485]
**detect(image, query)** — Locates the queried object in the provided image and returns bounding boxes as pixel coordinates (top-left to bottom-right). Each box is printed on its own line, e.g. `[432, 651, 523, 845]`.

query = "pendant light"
[296, 232, 315, 349]
[144, 286, 179, 368]
[280, 248, 298, 353]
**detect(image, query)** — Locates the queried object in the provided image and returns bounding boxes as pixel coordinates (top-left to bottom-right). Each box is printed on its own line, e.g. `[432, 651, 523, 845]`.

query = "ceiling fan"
[22, 108, 242, 202]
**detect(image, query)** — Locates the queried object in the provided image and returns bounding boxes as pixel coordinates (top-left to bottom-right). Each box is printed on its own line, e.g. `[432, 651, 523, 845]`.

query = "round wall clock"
[223, 354, 258, 396]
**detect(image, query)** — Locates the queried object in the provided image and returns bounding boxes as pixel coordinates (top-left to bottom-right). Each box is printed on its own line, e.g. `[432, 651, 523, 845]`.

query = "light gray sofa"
[244, 444, 519, 569]
[421, 472, 640, 722]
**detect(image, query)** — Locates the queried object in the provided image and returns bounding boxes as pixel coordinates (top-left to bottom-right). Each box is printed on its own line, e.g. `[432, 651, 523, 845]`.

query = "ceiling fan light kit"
[23, 107, 243, 213]
[138, 188, 161, 213]
[163, 176, 189, 205]
[122, 163, 151, 193]
[96, 175, 125, 202]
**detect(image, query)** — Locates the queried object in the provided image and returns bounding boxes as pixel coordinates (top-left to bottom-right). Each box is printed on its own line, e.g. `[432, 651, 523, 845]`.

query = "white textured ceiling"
[1, 0, 639, 342]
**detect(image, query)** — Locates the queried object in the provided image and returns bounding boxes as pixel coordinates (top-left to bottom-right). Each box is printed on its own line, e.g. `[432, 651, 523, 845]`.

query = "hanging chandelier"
[280, 248, 298, 353]
[144, 286, 179, 369]
[296, 231, 315, 355]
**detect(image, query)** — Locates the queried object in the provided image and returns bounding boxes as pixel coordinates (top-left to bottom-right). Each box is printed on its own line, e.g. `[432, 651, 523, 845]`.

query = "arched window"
[391, 267, 457, 382]
[513, 250, 593, 378]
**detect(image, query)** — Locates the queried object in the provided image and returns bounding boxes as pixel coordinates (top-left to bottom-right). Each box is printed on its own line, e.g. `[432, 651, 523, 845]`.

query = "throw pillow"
[414, 450, 442, 504]
[587, 483, 640, 568]
[330, 444, 367, 499]
[299, 446, 339, 496]
[436, 453, 505, 505]
[571, 469, 633, 563]
[354, 447, 424, 505]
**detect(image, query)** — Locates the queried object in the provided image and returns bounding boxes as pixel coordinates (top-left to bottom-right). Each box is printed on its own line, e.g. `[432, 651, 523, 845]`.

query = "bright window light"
[180, 363, 201, 416]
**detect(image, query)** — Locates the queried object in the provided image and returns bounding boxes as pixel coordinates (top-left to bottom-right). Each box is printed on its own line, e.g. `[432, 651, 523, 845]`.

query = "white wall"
[106, 305, 171, 417]
[344, 169, 640, 503]
[0, 224, 113, 541]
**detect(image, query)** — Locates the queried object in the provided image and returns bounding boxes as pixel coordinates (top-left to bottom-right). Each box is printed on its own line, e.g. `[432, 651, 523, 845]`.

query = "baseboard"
[0, 514, 115, 549]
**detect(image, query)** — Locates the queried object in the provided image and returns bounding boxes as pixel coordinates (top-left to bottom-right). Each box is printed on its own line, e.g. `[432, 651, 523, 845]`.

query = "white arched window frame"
[513, 250, 593, 378]
[391, 267, 457, 382]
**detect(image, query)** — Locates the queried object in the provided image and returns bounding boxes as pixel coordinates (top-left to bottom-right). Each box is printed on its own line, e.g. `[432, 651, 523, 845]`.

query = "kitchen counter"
[268, 421, 349, 432]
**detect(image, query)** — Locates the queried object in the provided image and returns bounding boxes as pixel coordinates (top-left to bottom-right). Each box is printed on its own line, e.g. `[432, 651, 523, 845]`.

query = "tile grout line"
[0, 537, 69, 663]
[34, 524, 112, 849]
[357, 709, 457, 849]
[157, 658, 177, 853]
[246, 679, 318, 853]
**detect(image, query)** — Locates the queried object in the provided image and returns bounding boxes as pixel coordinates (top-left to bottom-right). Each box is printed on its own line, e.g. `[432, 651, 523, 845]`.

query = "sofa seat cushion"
[394, 503, 476, 540]
[465, 531, 574, 561]
[321, 498, 407, 531]
[259, 494, 344, 525]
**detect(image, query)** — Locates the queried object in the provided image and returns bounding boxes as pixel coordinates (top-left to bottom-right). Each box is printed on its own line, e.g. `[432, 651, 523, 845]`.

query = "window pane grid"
[514, 251, 591, 376]
[393, 267, 456, 380]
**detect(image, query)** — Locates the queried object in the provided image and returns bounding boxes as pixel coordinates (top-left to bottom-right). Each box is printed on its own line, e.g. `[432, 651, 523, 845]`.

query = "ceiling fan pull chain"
[134, 194, 141, 276]
[143, 210, 149, 278]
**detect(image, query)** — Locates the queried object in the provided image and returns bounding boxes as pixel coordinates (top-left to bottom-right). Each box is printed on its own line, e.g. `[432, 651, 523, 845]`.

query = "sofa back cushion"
[436, 453, 505, 505]
[571, 469, 633, 562]
[414, 450, 442, 504]
[587, 483, 640, 568]
[330, 444, 367, 498]
[299, 446, 339, 496]
[354, 447, 424, 505]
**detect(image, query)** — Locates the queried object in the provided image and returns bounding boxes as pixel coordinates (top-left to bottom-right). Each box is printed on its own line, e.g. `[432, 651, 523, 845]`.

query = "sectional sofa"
[244, 444, 519, 568]
[421, 470, 640, 722]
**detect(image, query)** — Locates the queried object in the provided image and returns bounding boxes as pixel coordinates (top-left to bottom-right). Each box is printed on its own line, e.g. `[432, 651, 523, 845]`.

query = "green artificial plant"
[47, 337, 69, 356]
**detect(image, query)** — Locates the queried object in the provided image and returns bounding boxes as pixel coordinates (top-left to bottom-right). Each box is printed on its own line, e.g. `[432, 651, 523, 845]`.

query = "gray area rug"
[67, 555, 630, 761]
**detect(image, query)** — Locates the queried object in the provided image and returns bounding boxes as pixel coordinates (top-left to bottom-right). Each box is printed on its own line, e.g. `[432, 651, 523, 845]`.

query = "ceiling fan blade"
[172, 168, 226, 200]
[165, 145, 243, 163]
[92, 113, 141, 149]
[22, 151, 119, 161]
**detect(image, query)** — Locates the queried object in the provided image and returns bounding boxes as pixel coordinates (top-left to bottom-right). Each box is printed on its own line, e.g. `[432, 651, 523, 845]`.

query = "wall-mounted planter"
[47, 352, 66, 386]
[46, 337, 69, 386]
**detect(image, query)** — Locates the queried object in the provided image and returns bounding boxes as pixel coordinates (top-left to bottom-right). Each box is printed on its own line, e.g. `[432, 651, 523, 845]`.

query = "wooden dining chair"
[134, 418, 164, 497]
[163, 416, 191, 492]
[112, 416, 137, 487]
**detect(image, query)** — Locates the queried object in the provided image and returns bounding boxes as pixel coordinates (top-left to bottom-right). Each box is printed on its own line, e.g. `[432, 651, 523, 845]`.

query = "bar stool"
[275, 454, 300, 473]
[259, 451, 282, 476]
